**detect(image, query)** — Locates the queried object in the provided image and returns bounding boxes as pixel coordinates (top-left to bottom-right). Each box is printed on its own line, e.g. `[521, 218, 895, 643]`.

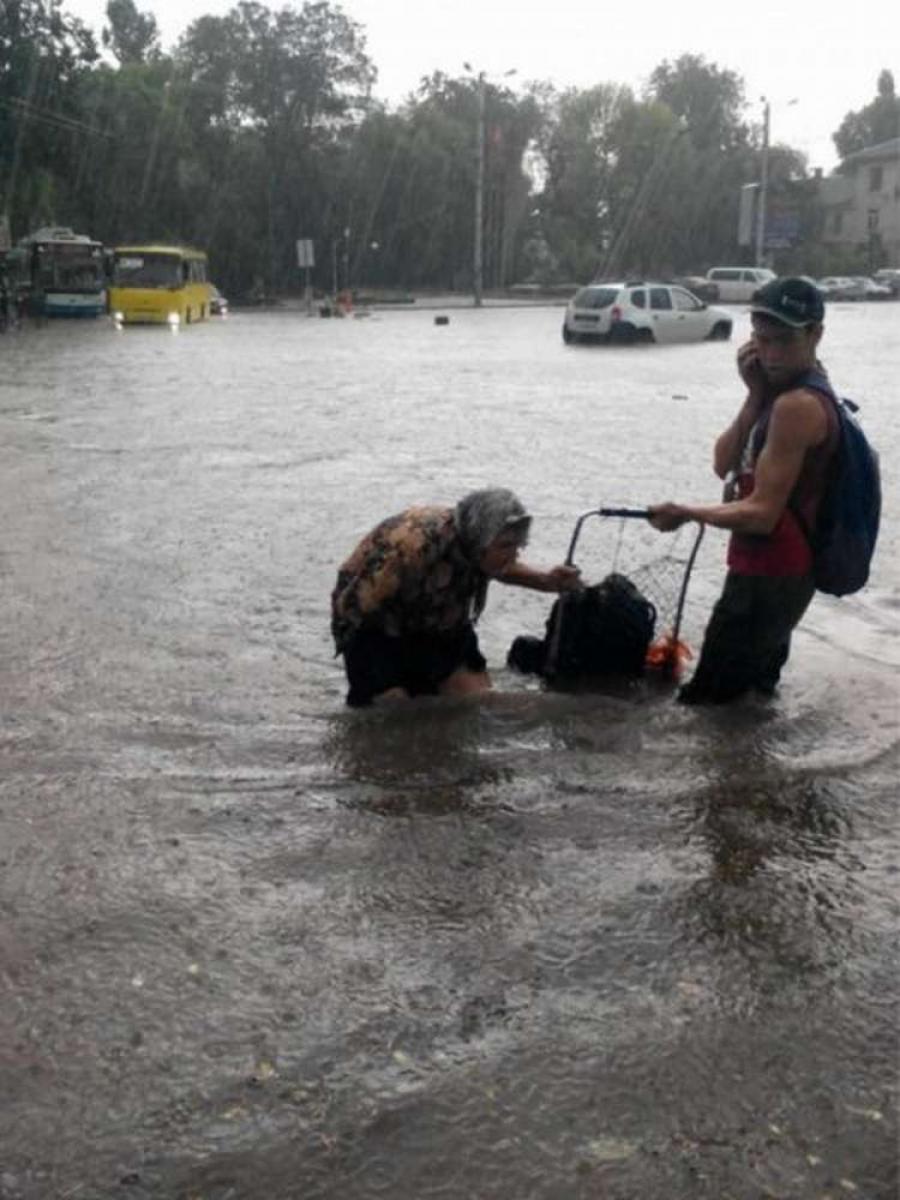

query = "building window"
[869, 166, 883, 191]
[868, 209, 879, 232]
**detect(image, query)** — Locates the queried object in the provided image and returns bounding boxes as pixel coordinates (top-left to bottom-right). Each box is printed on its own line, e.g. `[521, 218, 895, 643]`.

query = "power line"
[0, 95, 114, 140]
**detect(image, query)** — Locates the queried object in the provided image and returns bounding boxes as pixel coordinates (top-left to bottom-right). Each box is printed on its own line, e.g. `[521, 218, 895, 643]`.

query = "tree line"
[1, 0, 897, 297]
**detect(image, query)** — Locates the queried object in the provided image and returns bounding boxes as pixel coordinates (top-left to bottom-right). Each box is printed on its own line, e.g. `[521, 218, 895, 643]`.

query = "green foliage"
[534, 56, 762, 281]
[1, 0, 98, 225]
[5, 2, 841, 295]
[648, 55, 745, 152]
[102, 0, 160, 66]
[833, 70, 900, 160]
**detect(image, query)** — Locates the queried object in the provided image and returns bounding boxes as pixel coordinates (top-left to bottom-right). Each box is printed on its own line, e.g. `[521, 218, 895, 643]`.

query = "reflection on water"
[322, 701, 510, 815]
[0, 312, 897, 1199]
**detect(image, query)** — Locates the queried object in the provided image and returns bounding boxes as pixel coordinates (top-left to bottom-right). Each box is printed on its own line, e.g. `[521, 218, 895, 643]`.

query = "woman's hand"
[497, 562, 582, 592]
[545, 564, 582, 592]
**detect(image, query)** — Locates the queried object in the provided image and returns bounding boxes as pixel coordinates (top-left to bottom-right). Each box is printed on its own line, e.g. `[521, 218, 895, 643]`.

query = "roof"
[19, 226, 100, 245]
[839, 137, 900, 167]
[113, 244, 207, 258]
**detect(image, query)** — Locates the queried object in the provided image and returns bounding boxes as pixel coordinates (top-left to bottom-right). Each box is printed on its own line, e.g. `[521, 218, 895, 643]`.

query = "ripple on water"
[2, 310, 898, 1200]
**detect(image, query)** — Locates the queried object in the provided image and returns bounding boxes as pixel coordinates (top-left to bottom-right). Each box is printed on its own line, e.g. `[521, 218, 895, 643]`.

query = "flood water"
[1, 302, 897, 1199]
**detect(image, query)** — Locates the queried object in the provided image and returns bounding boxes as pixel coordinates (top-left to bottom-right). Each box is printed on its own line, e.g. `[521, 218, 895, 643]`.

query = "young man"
[649, 276, 839, 703]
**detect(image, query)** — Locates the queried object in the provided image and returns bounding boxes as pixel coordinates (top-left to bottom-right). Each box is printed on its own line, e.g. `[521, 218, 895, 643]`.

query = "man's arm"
[713, 392, 767, 480]
[650, 388, 828, 535]
[497, 561, 582, 592]
[712, 341, 771, 479]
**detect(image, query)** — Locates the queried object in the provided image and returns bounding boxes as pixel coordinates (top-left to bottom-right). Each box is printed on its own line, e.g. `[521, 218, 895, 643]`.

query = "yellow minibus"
[108, 245, 213, 326]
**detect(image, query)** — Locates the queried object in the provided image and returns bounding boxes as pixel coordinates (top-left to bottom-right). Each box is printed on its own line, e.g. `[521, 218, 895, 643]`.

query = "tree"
[0, 0, 98, 233]
[535, 83, 633, 280]
[175, 0, 376, 291]
[643, 55, 757, 271]
[102, 0, 160, 66]
[833, 70, 900, 160]
[647, 55, 746, 153]
[533, 57, 760, 282]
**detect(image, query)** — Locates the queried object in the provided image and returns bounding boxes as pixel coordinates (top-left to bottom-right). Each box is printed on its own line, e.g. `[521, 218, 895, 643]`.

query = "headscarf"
[455, 488, 532, 556]
[454, 488, 532, 621]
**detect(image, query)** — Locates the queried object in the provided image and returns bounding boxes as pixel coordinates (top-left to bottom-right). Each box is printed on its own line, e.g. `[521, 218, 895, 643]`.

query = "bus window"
[114, 254, 182, 288]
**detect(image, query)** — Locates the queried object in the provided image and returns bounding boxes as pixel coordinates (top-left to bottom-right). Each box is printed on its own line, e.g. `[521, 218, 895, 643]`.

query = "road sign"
[296, 239, 314, 269]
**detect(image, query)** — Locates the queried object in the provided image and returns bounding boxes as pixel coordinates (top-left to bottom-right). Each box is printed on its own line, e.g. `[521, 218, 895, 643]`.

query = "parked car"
[670, 274, 720, 303]
[873, 268, 900, 297]
[704, 266, 776, 303]
[209, 285, 228, 315]
[818, 276, 866, 301]
[852, 276, 893, 300]
[562, 281, 732, 345]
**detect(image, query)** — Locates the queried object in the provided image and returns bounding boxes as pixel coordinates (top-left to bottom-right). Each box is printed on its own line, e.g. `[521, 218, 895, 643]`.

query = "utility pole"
[464, 63, 516, 308]
[754, 98, 770, 268]
[474, 74, 486, 308]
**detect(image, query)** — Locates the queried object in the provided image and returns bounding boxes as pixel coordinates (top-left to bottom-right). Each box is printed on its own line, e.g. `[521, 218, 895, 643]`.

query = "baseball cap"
[750, 276, 825, 327]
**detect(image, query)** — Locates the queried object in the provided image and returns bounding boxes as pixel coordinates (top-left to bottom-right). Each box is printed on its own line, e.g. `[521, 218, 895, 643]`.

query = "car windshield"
[112, 254, 182, 289]
[573, 287, 618, 309]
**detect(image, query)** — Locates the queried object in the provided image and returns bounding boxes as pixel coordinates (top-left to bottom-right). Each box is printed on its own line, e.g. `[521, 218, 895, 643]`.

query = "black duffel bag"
[508, 572, 656, 681]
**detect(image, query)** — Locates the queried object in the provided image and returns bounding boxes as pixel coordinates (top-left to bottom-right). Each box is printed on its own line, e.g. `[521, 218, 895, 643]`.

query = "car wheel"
[635, 327, 655, 345]
[709, 321, 732, 340]
[562, 325, 579, 344]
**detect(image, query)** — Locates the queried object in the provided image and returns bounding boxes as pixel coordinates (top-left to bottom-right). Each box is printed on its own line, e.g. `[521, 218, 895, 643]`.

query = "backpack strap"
[746, 368, 843, 545]
[785, 369, 845, 544]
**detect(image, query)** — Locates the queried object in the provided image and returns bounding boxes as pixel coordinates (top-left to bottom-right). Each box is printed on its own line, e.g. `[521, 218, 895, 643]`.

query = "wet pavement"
[1, 303, 898, 1199]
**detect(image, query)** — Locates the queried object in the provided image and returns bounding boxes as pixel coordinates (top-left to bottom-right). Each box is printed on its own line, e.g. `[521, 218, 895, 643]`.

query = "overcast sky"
[66, 0, 899, 172]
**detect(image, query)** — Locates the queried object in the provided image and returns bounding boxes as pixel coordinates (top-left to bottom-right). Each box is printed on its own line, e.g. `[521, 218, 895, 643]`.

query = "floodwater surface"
[0, 303, 897, 1199]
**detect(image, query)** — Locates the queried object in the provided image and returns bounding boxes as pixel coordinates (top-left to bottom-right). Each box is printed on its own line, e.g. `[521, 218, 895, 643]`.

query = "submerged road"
[0, 303, 897, 1198]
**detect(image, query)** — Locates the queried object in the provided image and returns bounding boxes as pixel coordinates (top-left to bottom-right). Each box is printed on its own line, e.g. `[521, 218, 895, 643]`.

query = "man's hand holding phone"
[737, 340, 766, 394]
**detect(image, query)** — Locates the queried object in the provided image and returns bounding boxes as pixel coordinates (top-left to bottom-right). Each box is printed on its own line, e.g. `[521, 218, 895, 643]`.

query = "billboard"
[738, 180, 804, 250]
[738, 183, 758, 247]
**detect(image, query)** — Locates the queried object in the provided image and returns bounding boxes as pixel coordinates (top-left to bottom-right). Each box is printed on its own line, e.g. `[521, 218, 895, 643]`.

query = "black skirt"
[342, 624, 487, 707]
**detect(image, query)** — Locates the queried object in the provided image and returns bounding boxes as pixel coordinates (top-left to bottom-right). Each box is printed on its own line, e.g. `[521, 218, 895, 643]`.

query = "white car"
[818, 276, 865, 301]
[705, 266, 776, 302]
[562, 281, 733, 345]
[209, 284, 229, 315]
[873, 268, 900, 297]
[852, 276, 892, 300]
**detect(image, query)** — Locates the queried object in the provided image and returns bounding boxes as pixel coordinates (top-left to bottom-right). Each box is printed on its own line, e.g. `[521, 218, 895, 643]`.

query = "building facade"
[818, 138, 900, 267]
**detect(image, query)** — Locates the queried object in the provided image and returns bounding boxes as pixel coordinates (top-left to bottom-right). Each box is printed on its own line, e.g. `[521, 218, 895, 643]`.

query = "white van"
[705, 266, 776, 303]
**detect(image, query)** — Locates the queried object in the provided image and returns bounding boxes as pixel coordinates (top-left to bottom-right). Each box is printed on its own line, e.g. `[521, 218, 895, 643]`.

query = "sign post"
[296, 238, 314, 313]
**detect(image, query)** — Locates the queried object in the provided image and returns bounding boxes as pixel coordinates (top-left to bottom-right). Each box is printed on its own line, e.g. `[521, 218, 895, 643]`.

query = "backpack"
[507, 573, 657, 681]
[795, 372, 881, 596]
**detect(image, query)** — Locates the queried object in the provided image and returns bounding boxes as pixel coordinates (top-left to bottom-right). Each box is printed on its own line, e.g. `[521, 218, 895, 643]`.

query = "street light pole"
[464, 63, 516, 308]
[754, 97, 797, 268]
[473, 74, 486, 308]
[754, 97, 770, 268]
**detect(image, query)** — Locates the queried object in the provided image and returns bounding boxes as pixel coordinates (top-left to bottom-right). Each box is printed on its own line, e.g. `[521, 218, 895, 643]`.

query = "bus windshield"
[46, 258, 104, 290]
[113, 253, 183, 289]
[30, 241, 104, 291]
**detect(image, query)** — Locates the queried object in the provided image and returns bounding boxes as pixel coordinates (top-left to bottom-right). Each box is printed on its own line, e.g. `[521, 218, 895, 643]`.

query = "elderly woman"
[331, 488, 580, 706]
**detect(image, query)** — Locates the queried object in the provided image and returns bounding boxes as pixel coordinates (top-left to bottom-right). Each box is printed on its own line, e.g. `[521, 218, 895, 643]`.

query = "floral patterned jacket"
[331, 507, 484, 651]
